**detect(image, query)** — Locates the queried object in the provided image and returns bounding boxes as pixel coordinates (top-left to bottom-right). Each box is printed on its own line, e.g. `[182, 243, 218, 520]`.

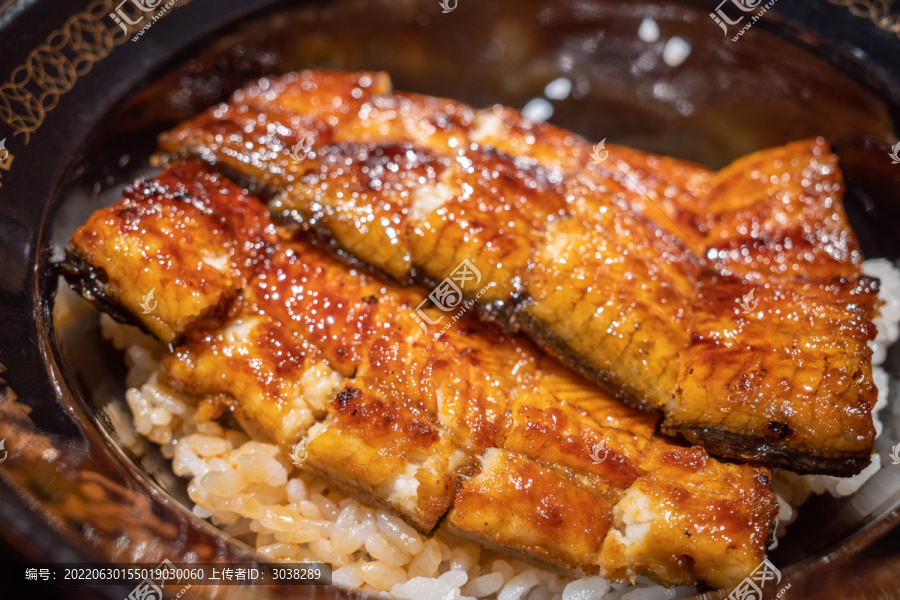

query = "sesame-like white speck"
[522, 98, 554, 123]
[638, 17, 660, 43]
[663, 36, 691, 67]
[544, 77, 572, 101]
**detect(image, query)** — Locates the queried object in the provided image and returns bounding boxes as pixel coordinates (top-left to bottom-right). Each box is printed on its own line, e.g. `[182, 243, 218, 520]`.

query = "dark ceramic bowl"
[1, 0, 899, 598]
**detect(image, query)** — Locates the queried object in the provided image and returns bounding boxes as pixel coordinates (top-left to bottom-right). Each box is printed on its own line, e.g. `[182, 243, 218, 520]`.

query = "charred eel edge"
[666, 424, 872, 476]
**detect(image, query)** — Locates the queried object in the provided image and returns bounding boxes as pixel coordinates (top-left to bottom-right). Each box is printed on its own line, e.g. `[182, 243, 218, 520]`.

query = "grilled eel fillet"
[157, 70, 880, 475]
[62, 161, 776, 589]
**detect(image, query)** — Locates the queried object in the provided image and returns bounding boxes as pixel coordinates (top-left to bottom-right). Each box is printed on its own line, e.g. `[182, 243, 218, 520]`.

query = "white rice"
[105, 256, 900, 599]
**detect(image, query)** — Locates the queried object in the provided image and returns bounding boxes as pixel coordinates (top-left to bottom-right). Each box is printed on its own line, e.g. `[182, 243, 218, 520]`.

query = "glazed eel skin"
[156, 70, 880, 476]
[63, 161, 776, 589]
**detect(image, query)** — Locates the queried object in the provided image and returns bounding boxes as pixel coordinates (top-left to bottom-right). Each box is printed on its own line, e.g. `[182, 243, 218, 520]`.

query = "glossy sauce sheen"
[63, 162, 278, 343]
[158, 70, 878, 474]
[64, 161, 776, 589]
